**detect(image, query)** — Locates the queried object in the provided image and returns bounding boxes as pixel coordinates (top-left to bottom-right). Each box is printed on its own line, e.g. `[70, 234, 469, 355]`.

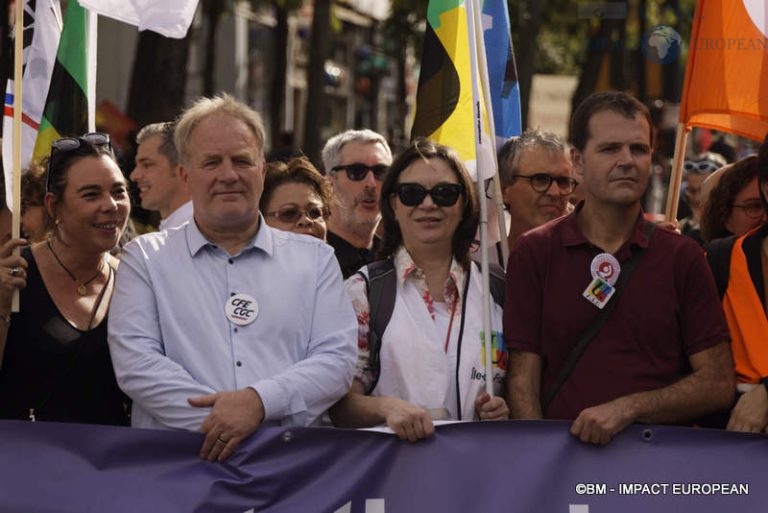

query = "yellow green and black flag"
[410, 0, 495, 180]
[33, 0, 89, 159]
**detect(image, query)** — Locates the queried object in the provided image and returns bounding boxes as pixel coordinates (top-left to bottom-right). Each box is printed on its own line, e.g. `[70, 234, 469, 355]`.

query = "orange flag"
[679, 0, 768, 141]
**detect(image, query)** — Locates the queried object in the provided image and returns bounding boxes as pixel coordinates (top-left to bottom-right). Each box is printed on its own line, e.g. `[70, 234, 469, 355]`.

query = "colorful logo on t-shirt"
[479, 330, 508, 372]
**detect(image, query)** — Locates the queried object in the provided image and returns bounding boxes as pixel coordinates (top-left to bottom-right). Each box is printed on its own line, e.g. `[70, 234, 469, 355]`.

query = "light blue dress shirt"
[158, 200, 193, 231]
[108, 218, 357, 431]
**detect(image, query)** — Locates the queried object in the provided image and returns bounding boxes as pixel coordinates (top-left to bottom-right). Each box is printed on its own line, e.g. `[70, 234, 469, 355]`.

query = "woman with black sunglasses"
[330, 138, 509, 441]
[0, 133, 131, 425]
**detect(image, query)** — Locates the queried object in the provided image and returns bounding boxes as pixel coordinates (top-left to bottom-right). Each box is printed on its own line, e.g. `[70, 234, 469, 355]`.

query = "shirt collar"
[393, 246, 466, 301]
[159, 200, 193, 231]
[185, 213, 274, 257]
[561, 201, 652, 251]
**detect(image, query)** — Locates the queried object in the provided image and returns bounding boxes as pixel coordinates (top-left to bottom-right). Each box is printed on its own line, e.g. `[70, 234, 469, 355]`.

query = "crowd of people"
[0, 90, 765, 461]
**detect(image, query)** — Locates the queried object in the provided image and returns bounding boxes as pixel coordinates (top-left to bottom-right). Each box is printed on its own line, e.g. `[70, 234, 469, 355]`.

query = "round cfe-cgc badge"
[225, 293, 259, 326]
[590, 253, 621, 286]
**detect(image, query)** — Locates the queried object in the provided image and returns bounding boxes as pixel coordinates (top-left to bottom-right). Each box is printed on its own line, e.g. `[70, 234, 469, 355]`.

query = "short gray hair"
[137, 122, 179, 167]
[320, 129, 392, 173]
[174, 93, 265, 166]
[497, 128, 568, 187]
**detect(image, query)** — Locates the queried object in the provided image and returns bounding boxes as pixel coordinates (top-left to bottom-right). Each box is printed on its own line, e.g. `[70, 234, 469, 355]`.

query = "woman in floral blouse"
[331, 139, 509, 441]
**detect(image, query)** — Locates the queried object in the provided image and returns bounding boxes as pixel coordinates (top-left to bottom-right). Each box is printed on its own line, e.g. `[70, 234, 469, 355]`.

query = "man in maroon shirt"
[504, 91, 734, 444]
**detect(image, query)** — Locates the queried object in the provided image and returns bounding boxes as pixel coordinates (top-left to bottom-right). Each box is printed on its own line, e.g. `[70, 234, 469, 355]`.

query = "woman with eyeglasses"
[0, 133, 131, 425]
[260, 157, 332, 241]
[700, 155, 765, 244]
[704, 139, 768, 433]
[330, 139, 509, 441]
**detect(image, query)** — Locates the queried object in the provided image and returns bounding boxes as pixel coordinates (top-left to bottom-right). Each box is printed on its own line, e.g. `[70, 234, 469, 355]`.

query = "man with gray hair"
[321, 129, 393, 278]
[498, 128, 577, 250]
[130, 122, 192, 230]
[108, 94, 357, 462]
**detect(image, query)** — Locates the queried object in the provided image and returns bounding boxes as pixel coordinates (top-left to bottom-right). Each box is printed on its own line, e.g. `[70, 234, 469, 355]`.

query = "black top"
[326, 231, 380, 279]
[0, 248, 128, 425]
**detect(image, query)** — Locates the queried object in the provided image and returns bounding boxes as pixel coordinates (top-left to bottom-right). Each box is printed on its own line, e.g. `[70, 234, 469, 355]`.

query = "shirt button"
[236, 361, 242, 367]
[228, 258, 234, 264]
[234, 327, 239, 333]
[230, 292, 235, 297]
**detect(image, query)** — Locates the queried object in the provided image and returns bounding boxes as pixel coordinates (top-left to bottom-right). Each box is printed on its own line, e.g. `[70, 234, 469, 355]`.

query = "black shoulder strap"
[541, 222, 656, 413]
[364, 259, 504, 394]
[361, 259, 396, 394]
[705, 236, 736, 300]
[473, 261, 505, 308]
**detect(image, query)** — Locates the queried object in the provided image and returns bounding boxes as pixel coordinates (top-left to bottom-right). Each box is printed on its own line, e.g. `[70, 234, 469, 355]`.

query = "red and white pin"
[590, 253, 620, 286]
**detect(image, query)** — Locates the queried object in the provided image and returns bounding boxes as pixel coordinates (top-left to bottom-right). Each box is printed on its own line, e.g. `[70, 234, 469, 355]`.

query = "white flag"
[2, 0, 62, 209]
[78, 0, 199, 39]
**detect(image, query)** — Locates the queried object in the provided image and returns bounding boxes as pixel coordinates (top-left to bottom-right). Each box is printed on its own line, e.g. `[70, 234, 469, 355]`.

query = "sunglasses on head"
[684, 160, 720, 173]
[46, 132, 112, 192]
[264, 204, 329, 224]
[330, 163, 388, 181]
[395, 182, 465, 207]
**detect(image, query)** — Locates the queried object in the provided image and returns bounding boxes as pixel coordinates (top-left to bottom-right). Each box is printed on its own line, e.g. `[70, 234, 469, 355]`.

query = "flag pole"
[492, 174, 508, 264]
[466, 0, 494, 397]
[474, 5, 508, 267]
[86, 7, 97, 132]
[10, 0, 24, 313]
[664, 122, 689, 222]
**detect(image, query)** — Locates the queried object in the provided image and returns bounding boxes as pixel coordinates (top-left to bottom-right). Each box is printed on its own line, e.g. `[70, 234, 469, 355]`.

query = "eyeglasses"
[731, 200, 765, 219]
[512, 173, 578, 195]
[46, 132, 112, 192]
[684, 160, 720, 173]
[395, 183, 465, 207]
[263, 205, 329, 224]
[330, 163, 388, 181]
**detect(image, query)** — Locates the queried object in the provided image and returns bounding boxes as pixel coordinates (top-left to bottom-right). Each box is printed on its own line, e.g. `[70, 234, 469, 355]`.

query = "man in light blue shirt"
[108, 94, 357, 462]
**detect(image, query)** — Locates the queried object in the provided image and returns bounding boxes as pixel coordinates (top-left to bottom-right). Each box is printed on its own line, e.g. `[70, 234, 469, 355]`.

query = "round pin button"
[590, 253, 621, 286]
[225, 293, 258, 326]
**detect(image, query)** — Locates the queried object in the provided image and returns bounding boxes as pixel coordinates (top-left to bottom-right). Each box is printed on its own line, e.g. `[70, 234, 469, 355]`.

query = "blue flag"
[482, 0, 522, 142]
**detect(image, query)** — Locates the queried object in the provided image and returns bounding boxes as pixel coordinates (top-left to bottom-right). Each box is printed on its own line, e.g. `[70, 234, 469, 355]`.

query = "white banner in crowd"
[78, 0, 199, 39]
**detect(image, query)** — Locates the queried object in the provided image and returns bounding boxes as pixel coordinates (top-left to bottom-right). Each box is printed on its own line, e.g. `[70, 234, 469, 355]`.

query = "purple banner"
[0, 419, 766, 512]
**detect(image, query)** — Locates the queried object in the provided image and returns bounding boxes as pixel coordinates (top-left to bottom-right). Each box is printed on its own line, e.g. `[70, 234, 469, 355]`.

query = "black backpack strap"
[472, 261, 505, 308]
[363, 259, 396, 394]
[705, 236, 737, 300]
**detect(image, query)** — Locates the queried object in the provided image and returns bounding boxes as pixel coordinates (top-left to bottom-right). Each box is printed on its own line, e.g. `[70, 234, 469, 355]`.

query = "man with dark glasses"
[321, 129, 392, 278]
[108, 95, 357, 462]
[505, 91, 733, 445]
[130, 122, 192, 230]
[498, 129, 576, 251]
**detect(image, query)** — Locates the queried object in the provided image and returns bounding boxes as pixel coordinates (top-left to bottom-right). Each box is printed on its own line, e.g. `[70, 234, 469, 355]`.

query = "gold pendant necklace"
[46, 239, 105, 295]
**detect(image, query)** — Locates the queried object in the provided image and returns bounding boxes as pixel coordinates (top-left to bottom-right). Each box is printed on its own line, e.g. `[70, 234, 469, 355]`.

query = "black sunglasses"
[513, 173, 578, 195]
[395, 182, 465, 207]
[264, 205, 329, 224]
[46, 132, 112, 192]
[330, 163, 388, 181]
